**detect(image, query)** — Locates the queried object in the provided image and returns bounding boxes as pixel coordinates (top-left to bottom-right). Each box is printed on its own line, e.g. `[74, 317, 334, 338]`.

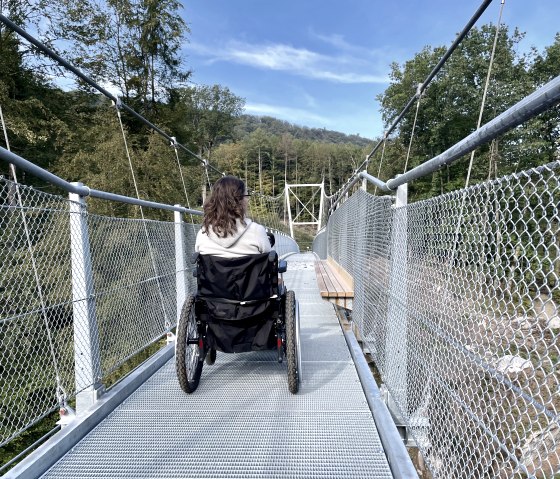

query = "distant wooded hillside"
[234, 115, 374, 148]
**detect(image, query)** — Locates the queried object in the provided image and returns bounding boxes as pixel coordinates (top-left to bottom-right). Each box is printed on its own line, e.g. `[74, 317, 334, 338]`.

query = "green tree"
[377, 25, 532, 200]
[45, 0, 190, 111]
[169, 84, 245, 159]
[522, 33, 560, 168]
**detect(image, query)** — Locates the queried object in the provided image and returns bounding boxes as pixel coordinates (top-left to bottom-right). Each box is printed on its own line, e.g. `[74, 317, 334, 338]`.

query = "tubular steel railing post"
[69, 183, 103, 414]
[384, 178, 409, 433]
[174, 208, 187, 324]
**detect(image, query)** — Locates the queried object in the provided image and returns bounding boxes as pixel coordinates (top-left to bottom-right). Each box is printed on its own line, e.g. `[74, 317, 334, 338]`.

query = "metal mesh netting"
[0, 178, 75, 446]
[0, 177, 199, 446]
[321, 163, 560, 478]
[248, 192, 291, 236]
[88, 215, 174, 376]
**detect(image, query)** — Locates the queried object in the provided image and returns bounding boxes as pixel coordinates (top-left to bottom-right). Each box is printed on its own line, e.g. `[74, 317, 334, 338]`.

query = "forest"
[0, 1, 559, 208]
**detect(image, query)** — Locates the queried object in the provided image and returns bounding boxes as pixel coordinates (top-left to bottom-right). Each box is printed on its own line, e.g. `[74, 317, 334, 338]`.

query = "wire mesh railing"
[0, 176, 200, 446]
[0, 173, 299, 448]
[319, 162, 560, 478]
[248, 191, 291, 237]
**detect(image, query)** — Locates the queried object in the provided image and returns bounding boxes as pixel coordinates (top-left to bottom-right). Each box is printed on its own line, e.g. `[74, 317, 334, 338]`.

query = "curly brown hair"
[202, 176, 247, 238]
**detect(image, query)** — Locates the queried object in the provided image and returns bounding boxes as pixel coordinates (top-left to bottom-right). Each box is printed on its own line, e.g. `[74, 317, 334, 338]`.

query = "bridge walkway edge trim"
[339, 316, 418, 479]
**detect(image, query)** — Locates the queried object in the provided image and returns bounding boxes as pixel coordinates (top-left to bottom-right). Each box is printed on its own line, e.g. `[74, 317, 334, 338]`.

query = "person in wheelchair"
[195, 176, 272, 257]
[175, 176, 299, 394]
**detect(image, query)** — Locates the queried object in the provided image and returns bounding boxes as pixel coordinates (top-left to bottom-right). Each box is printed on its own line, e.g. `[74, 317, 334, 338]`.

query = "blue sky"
[179, 0, 560, 139]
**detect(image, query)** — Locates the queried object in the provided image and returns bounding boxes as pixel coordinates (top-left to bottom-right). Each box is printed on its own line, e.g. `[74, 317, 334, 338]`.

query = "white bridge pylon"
[284, 183, 325, 238]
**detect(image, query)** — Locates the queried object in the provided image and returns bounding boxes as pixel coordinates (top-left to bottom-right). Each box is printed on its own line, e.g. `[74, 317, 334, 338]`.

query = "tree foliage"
[0, 14, 558, 207]
[375, 25, 558, 201]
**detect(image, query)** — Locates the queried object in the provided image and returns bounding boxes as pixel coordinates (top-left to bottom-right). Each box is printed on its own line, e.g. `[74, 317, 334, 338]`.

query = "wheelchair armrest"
[278, 260, 287, 274]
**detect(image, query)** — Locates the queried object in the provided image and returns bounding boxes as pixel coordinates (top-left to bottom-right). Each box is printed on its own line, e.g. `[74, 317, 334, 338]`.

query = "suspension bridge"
[1, 1, 560, 478]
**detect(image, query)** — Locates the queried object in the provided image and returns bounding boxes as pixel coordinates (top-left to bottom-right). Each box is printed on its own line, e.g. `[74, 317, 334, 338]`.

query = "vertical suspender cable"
[0, 105, 67, 407]
[419, 5, 511, 464]
[464, 0, 506, 189]
[171, 138, 197, 235]
[114, 101, 171, 329]
[204, 162, 212, 189]
[404, 86, 423, 174]
[373, 136, 388, 196]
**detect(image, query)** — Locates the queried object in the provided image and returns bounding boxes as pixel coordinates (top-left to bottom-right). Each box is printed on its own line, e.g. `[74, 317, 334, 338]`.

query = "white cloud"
[188, 40, 388, 84]
[244, 102, 333, 126]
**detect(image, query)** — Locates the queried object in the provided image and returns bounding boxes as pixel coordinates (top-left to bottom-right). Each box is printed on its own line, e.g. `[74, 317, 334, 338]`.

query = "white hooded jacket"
[195, 218, 271, 258]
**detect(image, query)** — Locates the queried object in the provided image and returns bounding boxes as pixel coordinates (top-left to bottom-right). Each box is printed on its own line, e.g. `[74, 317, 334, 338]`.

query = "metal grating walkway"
[41, 253, 394, 478]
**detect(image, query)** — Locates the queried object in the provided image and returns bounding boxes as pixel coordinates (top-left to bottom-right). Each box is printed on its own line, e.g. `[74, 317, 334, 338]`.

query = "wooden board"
[314, 259, 354, 299]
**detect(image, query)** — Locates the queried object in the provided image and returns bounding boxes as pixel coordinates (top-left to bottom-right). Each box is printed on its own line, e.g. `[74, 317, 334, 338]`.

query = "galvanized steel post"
[174, 207, 187, 323]
[385, 178, 409, 431]
[69, 183, 103, 414]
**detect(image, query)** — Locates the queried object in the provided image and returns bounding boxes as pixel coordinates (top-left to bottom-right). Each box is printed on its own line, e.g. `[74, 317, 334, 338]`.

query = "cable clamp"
[416, 83, 423, 98]
[170, 136, 177, 148]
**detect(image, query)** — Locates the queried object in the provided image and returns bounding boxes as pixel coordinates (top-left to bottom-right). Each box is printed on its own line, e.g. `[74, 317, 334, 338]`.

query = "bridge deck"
[41, 253, 394, 478]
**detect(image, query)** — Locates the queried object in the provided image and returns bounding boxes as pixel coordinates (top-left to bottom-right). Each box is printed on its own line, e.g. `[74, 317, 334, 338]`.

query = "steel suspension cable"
[170, 137, 197, 234]
[114, 102, 171, 329]
[330, 0, 494, 204]
[0, 105, 68, 407]
[404, 92, 422, 174]
[0, 13, 223, 178]
[364, 0, 494, 169]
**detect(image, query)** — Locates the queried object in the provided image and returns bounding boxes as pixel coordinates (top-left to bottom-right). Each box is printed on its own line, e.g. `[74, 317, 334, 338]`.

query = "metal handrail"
[329, 73, 560, 212]
[0, 146, 202, 214]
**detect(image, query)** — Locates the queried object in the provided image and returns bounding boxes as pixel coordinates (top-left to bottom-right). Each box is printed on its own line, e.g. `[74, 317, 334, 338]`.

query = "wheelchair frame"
[175, 251, 301, 394]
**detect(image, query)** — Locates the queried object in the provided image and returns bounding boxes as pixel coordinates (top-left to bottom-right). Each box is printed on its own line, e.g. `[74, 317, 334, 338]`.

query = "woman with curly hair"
[195, 176, 271, 257]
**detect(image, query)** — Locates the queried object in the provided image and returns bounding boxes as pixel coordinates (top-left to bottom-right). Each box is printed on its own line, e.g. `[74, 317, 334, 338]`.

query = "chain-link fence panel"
[321, 162, 560, 478]
[0, 177, 200, 447]
[88, 215, 174, 378]
[273, 232, 300, 257]
[0, 178, 75, 447]
[312, 228, 327, 260]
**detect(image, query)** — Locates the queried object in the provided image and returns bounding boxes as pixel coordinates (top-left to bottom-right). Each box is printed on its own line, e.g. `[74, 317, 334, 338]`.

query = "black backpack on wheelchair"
[175, 251, 300, 394]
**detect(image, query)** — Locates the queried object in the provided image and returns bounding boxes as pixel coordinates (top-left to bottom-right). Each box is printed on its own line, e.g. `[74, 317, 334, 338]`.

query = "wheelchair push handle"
[266, 231, 275, 247]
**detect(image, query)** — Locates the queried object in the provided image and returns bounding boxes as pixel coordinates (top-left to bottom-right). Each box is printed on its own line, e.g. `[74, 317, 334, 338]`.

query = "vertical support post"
[385, 178, 409, 426]
[69, 183, 103, 415]
[174, 208, 187, 324]
[285, 184, 294, 238]
[317, 182, 325, 233]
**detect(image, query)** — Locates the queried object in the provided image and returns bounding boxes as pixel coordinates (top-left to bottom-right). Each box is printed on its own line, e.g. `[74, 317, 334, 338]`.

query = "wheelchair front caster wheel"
[206, 347, 216, 365]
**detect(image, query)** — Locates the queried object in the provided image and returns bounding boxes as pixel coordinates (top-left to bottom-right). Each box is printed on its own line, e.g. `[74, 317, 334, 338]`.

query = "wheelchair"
[175, 250, 301, 394]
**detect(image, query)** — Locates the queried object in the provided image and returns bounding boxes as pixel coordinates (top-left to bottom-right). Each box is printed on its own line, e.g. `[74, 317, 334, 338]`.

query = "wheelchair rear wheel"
[285, 290, 299, 394]
[175, 295, 204, 393]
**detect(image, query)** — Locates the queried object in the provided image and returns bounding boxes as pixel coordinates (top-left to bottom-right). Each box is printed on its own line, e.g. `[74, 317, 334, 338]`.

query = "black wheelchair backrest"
[195, 251, 279, 302]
